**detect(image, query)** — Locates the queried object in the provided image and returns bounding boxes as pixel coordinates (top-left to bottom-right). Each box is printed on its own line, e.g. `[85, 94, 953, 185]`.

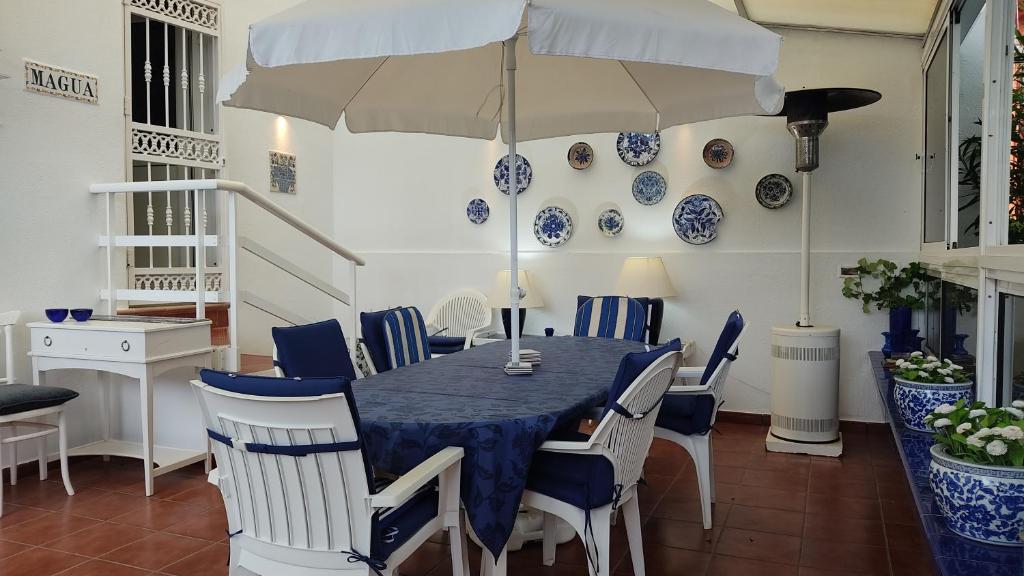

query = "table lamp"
[487, 270, 544, 339]
[614, 256, 677, 345]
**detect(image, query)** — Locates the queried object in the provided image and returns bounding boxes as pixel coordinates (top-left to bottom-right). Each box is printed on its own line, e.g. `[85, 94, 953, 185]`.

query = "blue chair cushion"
[199, 369, 375, 490]
[601, 338, 682, 418]
[370, 484, 439, 560]
[573, 296, 649, 342]
[383, 307, 432, 369]
[655, 393, 717, 435]
[272, 319, 356, 380]
[526, 429, 616, 510]
[361, 309, 397, 373]
[0, 384, 78, 416]
[427, 335, 465, 355]
[700, 311, 744, 387]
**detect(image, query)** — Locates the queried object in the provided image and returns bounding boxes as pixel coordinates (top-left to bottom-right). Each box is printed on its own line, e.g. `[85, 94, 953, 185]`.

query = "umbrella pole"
[504, 35, 523, 370]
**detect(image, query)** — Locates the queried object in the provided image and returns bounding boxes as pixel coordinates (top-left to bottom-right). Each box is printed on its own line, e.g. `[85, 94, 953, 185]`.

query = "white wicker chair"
[522, 347, 683, 576]
[425, 290, 492, 351]
[193, 374, 468, 576]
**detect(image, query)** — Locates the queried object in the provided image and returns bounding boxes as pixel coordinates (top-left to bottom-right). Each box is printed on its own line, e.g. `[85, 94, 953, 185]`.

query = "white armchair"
[425, 290, 491, 352]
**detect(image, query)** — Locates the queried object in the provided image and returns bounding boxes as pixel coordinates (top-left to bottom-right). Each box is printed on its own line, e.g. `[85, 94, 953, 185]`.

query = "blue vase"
[881, 331, 894, 357]
[889, 306, 914, 353]
[953, 334, 969, 356]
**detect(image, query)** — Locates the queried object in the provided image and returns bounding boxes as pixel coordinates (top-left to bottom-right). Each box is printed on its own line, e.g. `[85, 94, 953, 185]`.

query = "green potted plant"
[925, 399, 1024, 546]
[841, 258, 928, 354]
[892, 353, 973, 432]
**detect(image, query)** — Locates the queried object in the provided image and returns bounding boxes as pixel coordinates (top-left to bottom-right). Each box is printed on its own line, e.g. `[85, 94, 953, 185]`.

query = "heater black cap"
[772, 88, 881, 123]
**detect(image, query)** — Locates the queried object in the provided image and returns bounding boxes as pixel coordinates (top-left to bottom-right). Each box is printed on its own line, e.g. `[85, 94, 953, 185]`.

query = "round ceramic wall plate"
[598, 208, 624, 237]
[616, 132, 661, 167]
[755, 174, 793, 209]
[466, 198, 489, 224]
[702, 139, 734, 169]
[673, 194, 723, 245]
[568, 142, 594, 170]
[493, 154, 533, 195]
[534, 206, 573, 247]
[632, 171, 667, 205]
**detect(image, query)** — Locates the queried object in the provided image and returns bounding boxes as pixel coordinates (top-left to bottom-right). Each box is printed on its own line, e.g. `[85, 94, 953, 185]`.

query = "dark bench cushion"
[655, 393, 716, 435]
[526, 429, 616, 511]
[370, 483, 439, 560]
[0, 384, 78, 416]
[427, 335, 466, 354]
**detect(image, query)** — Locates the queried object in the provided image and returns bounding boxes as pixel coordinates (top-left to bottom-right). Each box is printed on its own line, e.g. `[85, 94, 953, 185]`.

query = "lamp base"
[501, 308, 527, 339]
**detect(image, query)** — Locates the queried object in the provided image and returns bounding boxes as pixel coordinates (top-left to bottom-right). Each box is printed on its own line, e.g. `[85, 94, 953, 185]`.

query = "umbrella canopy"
[219, 0, 784, 375]
[219, 0, 784, 140]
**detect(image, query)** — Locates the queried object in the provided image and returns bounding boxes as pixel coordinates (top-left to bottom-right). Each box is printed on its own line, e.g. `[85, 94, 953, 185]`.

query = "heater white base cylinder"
[767, 325, 842, 457]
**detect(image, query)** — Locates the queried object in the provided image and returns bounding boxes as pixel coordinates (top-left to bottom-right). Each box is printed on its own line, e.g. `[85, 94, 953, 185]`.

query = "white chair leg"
[449, 513, 470, 576]
[622, 497, 645, 576]
[582, 510, 610, 576]
[542, 512, 557, 566]
[58, 411, 73, 496]
[707, 433, 716, 503]
[9, 442, 16, 486]
[690, 435, 712, 529]
[37, 437, 47, 481]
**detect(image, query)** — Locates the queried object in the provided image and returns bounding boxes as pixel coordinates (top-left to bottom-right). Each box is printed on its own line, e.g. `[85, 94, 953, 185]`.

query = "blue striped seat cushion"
[573, 296, 647, 342]
[383, 307, 432, 369]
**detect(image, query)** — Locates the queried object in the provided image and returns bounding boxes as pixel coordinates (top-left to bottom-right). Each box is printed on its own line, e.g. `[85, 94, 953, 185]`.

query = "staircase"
[91, 179, 365, 371]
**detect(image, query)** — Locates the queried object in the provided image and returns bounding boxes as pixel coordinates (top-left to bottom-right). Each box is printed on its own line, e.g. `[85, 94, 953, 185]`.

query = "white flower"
[969, 409, 988, 418]
[966, 434, 986, 447]
[924, 414, 935, 422]
[945, 358, 954, 365]
[956, 422, 972, 434]
[911, 351, 923, 357]
[937, 368, 950, 376]
[1004, 406, 1024, 419]
[1013, 400, 1024, 409]
[1001, 426, 1024, 441]
[934, 404, 956, 414]
[976, 427, 995, 437]
[944, 377, 955, 384]
[933, 418, 952, 428]
[949, 363, 964, 370]
[986, 439, 1008, 456]
[927, 355, 938, 362]
[919, 371, 931, 379]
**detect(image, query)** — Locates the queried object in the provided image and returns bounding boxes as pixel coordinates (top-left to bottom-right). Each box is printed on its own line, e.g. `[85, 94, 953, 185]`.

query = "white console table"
[28, 318, 213, 496]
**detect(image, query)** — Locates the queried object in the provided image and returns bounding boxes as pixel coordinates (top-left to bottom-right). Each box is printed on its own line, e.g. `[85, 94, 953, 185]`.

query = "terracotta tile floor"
[0, 421, 937, 576]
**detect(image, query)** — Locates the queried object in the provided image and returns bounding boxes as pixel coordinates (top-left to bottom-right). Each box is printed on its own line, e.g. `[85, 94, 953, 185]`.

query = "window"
[954, 0, 987, 248]
[924, 280, 979, 388]
[1008, 5, 1024, 243]
[997, 293, 1024, 402]
[924, 32, 950, 244]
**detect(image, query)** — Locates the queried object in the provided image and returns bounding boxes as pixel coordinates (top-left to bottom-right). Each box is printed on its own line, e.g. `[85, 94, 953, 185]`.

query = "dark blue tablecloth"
[352, 336, 645, 558]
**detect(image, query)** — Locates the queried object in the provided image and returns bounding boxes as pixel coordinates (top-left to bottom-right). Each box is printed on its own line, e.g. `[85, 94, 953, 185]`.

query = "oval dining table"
[351, 335, 648, 575]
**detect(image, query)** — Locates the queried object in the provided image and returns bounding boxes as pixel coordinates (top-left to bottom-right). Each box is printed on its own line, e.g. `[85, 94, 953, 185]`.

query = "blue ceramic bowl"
[70, 308, 93, 322]
[45, 308, 69, 322]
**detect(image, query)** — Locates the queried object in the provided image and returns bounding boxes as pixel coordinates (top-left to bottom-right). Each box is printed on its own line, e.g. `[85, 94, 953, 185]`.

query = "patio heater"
[766, 88, 881, 457]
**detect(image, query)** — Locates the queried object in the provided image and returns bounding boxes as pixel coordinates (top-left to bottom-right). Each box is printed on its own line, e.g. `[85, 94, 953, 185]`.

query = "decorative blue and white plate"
[702, 138, 734, 169]
[598, 209, 624, 237]
[632, 171, 667, 205]
[568, 142, 594, 170]
[672, 194, 723, 245]
[755, 174, 793, 209]
[616, 132, 661, 167]
[466, 198, 489, 224]
[493, 154, 532, 195]
[534, 206, 573, 247]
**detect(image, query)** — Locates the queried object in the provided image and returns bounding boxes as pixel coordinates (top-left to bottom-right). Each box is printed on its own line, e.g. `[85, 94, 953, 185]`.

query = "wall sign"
[270, 151, 296, 194]
[24, 60, 97, 104]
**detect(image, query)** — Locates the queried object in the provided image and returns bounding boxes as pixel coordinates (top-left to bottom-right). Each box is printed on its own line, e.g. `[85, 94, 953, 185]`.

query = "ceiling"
[708, 0, 940, 36]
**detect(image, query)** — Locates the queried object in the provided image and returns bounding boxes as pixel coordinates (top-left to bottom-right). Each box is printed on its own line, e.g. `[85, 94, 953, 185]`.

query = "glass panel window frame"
[922, 19, 952, 252]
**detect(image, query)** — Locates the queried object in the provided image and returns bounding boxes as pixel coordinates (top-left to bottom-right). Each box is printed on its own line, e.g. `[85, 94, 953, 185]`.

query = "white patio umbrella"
[219, 0, 785, 368]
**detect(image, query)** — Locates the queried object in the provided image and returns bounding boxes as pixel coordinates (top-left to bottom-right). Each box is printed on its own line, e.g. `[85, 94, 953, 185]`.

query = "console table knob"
[121, 340, 131, 352]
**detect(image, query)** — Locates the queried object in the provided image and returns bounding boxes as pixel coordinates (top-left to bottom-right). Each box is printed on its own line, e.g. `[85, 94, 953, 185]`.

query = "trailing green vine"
[841, 259, 929, 313]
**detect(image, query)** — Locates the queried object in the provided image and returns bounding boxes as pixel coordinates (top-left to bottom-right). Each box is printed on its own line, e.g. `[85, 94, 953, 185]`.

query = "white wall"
[332, 30, 924, 422]
[220, 0, 339, 355]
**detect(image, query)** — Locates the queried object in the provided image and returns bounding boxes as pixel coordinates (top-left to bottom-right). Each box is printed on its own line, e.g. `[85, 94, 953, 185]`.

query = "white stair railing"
[90, 179, 365, 371]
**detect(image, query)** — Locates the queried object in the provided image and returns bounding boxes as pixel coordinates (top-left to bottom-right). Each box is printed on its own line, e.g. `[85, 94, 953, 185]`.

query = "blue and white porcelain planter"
[892, 376, 973, 432]
[929, 444, 1024, 547]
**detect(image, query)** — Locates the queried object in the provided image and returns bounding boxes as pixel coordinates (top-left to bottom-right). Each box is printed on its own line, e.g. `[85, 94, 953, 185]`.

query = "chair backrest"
[574, 296, 647, 342]
[425, 290, 491, 338]
[360, 308, 398, 374]
[271, 319, 357, 380]
[700, 310, 748, 397]
[0, 311, 20, 385]
[383, 307, 431, 370]
[193, 370, 374, 555]
[590, 348, 682, 492]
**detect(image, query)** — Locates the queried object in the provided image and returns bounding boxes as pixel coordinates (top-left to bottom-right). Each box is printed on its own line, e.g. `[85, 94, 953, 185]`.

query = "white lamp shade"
[487, 270, 544, 309]
[614, 257, 677, 298]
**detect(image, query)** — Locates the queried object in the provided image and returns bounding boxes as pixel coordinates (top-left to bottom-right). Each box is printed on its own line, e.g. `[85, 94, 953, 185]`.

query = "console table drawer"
[32, 328, 146, 361]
